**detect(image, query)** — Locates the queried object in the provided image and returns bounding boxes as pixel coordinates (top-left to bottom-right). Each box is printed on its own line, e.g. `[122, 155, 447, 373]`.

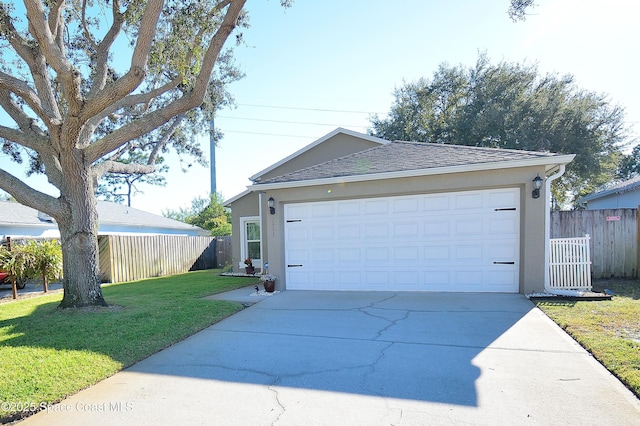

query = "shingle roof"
[0, 200, 202, 232]
[579, 175, 640, 202]
[260, 141, 564, 184]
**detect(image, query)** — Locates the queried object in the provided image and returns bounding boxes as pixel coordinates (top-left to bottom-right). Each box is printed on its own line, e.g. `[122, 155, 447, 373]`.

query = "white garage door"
[285, 188, 520, 292]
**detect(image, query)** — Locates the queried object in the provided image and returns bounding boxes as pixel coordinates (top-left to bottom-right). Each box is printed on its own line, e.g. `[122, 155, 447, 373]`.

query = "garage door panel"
[338, 271, 360, 286]
[337, 248, 360, 262]
[394, 222, 419, 237]
[423, 195, 450, 211]
[311, 225, 333, 240]
[364, 222, 389, 238]
[364, 199, 388, 214]
[393, 197, 420, 213]
[311, 203, 333, 217]
[286, 249, 308, 264]
[455, 193, 484, 210]
[424, 221, 449, 236]
[455, 245, 483, 261]
[365, 247, 389, 261]
[456, 219, 484, 234]
[285, 188, 520, 292]
[394, 246, 420, 261]
[424, 246, 451, 262]
[337, 201, 360, 216]
[489, 217, 518, 234]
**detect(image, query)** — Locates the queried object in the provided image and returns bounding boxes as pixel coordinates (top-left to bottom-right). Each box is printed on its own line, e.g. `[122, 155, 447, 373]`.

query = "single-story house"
[578, 176, 640, 210]
[0, 200, 208, 239]
[225, 128, 575, 294]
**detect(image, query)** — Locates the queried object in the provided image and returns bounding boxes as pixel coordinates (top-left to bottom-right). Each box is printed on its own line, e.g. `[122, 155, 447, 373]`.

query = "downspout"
[543, 165, 585, 296]
[258, 192, 264, 273]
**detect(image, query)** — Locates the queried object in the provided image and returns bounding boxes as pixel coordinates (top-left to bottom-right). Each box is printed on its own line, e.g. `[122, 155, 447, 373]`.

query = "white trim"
[544, 164, 573, 295]
[223, 188, 252, 206]
[258, 193, 264, 271]
[249, 155, 576, 191]
[249, 128, 389, 182]
[239, 216, 262, 268]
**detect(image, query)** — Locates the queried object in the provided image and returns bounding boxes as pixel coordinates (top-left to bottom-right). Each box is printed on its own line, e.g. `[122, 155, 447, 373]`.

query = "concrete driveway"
[23, 289, 640, 425]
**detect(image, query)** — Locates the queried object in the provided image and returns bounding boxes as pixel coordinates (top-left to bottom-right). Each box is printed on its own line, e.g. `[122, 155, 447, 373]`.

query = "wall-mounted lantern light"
[268, 197, 275, 215]
[532, 175, 543, 199]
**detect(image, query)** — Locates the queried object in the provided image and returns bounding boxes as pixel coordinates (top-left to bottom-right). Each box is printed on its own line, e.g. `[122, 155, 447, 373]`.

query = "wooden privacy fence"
[98, 235, 218, 283]
[549, 235, 592, 291]
[215, 236, 232, 269]
[550, 208, 637, 279]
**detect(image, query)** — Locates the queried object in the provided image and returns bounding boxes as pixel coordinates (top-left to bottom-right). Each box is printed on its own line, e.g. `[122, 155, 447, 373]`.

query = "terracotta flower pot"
[263, 280, 275, 292]
[245, 266, 255, 275]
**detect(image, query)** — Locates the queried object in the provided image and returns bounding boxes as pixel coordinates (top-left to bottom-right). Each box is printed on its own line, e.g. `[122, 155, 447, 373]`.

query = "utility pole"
[210, 117, 217, 195]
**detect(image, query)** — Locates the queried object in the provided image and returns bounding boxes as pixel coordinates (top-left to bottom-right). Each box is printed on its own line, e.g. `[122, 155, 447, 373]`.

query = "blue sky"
[2, 0, 639, 214]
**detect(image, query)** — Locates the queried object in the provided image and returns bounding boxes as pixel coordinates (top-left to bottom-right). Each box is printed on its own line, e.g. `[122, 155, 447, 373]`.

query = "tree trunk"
[57, 216, 106, 308]
[42, 270, 49, 293]
[56, 169, 107, 307]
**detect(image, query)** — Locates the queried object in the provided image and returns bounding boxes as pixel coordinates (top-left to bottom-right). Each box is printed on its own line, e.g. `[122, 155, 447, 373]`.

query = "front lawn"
[0, 270, 257, 422]
[534, 279, 640, 399]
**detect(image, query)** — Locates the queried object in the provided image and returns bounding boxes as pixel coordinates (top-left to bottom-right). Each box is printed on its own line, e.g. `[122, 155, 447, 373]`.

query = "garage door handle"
[287, 264, 303, 268]
[493, 261, 515, 264]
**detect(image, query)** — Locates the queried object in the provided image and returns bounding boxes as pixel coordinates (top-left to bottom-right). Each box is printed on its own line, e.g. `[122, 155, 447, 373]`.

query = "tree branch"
[148, 113, 185, 165]
[24, 0, 82, 116]
[0, 72, 59, 126]
[92, 160, 156, 184]
[85, 0, 246, 163]
[87, 0, 125, 99]
[0, 5, 61, 121]
[79, 0, 164, 122]
[0, 168, 65, 218]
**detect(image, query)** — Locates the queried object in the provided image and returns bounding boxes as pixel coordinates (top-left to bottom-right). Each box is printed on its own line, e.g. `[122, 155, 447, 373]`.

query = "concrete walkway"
[22, 289, 640, 425]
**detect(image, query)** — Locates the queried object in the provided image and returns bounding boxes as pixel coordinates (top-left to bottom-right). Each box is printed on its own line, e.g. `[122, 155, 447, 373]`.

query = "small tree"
[0, 243, 30, 299]
[21, 240, 63, 293]
[164, 193, 231, 236]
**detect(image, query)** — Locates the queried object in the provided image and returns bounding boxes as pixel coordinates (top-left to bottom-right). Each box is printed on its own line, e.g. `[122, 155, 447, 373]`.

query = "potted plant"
[259, 273, 277, 292]
[244, 258, 255, 275]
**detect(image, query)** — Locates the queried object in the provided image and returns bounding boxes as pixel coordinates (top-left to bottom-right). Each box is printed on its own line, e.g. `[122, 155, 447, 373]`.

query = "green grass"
[534, 279, 640, 399]
[0, 270, 258, 422]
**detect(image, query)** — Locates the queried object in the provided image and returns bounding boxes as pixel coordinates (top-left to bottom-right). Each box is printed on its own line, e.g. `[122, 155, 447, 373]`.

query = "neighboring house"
[0, 200, 208, 239]
[225, 128, 575, 295]
[578, 176, 640, 210]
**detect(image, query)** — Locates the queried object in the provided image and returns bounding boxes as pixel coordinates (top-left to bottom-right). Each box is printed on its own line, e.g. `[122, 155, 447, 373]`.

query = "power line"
[237, 103, 384, 115]
[219, 129, 318, 139]
[217, 115, 367, 128]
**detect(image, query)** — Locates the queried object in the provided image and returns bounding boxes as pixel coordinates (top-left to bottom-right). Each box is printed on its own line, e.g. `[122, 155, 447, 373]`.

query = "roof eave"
[223, 189, 253, 206]
[248, 154, 576, 191]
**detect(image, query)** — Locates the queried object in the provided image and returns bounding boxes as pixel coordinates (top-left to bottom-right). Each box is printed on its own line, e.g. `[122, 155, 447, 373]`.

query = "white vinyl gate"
[549, 235, 592, 291]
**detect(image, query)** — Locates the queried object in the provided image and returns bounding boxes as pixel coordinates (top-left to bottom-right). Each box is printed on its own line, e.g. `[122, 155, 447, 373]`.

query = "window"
[240, 217, 261, 267]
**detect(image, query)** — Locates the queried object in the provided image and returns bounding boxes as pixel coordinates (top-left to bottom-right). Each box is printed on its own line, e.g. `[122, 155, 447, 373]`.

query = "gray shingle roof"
[579, 175, 640, 202]
[0, 200, 202, 232]
[260, 141, 564, 184]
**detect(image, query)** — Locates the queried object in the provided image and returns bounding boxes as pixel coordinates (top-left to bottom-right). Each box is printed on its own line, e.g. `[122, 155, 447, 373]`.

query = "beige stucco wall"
[257, 165, 549, 294]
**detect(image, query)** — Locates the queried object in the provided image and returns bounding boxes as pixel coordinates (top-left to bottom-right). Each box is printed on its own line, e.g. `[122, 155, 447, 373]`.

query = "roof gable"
[249, 128, 388, 182]
[258, 141, 573, 185]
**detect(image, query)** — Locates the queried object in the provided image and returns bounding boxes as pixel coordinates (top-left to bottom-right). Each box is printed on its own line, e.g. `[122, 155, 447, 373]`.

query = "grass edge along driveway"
[533, 279, 640, 400]
[0, 270, 258, 423]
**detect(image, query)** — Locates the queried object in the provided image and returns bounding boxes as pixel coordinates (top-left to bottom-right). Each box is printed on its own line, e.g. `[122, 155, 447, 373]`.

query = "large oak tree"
[370, 54, 629, 206]
[0, 0, 288, 307]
